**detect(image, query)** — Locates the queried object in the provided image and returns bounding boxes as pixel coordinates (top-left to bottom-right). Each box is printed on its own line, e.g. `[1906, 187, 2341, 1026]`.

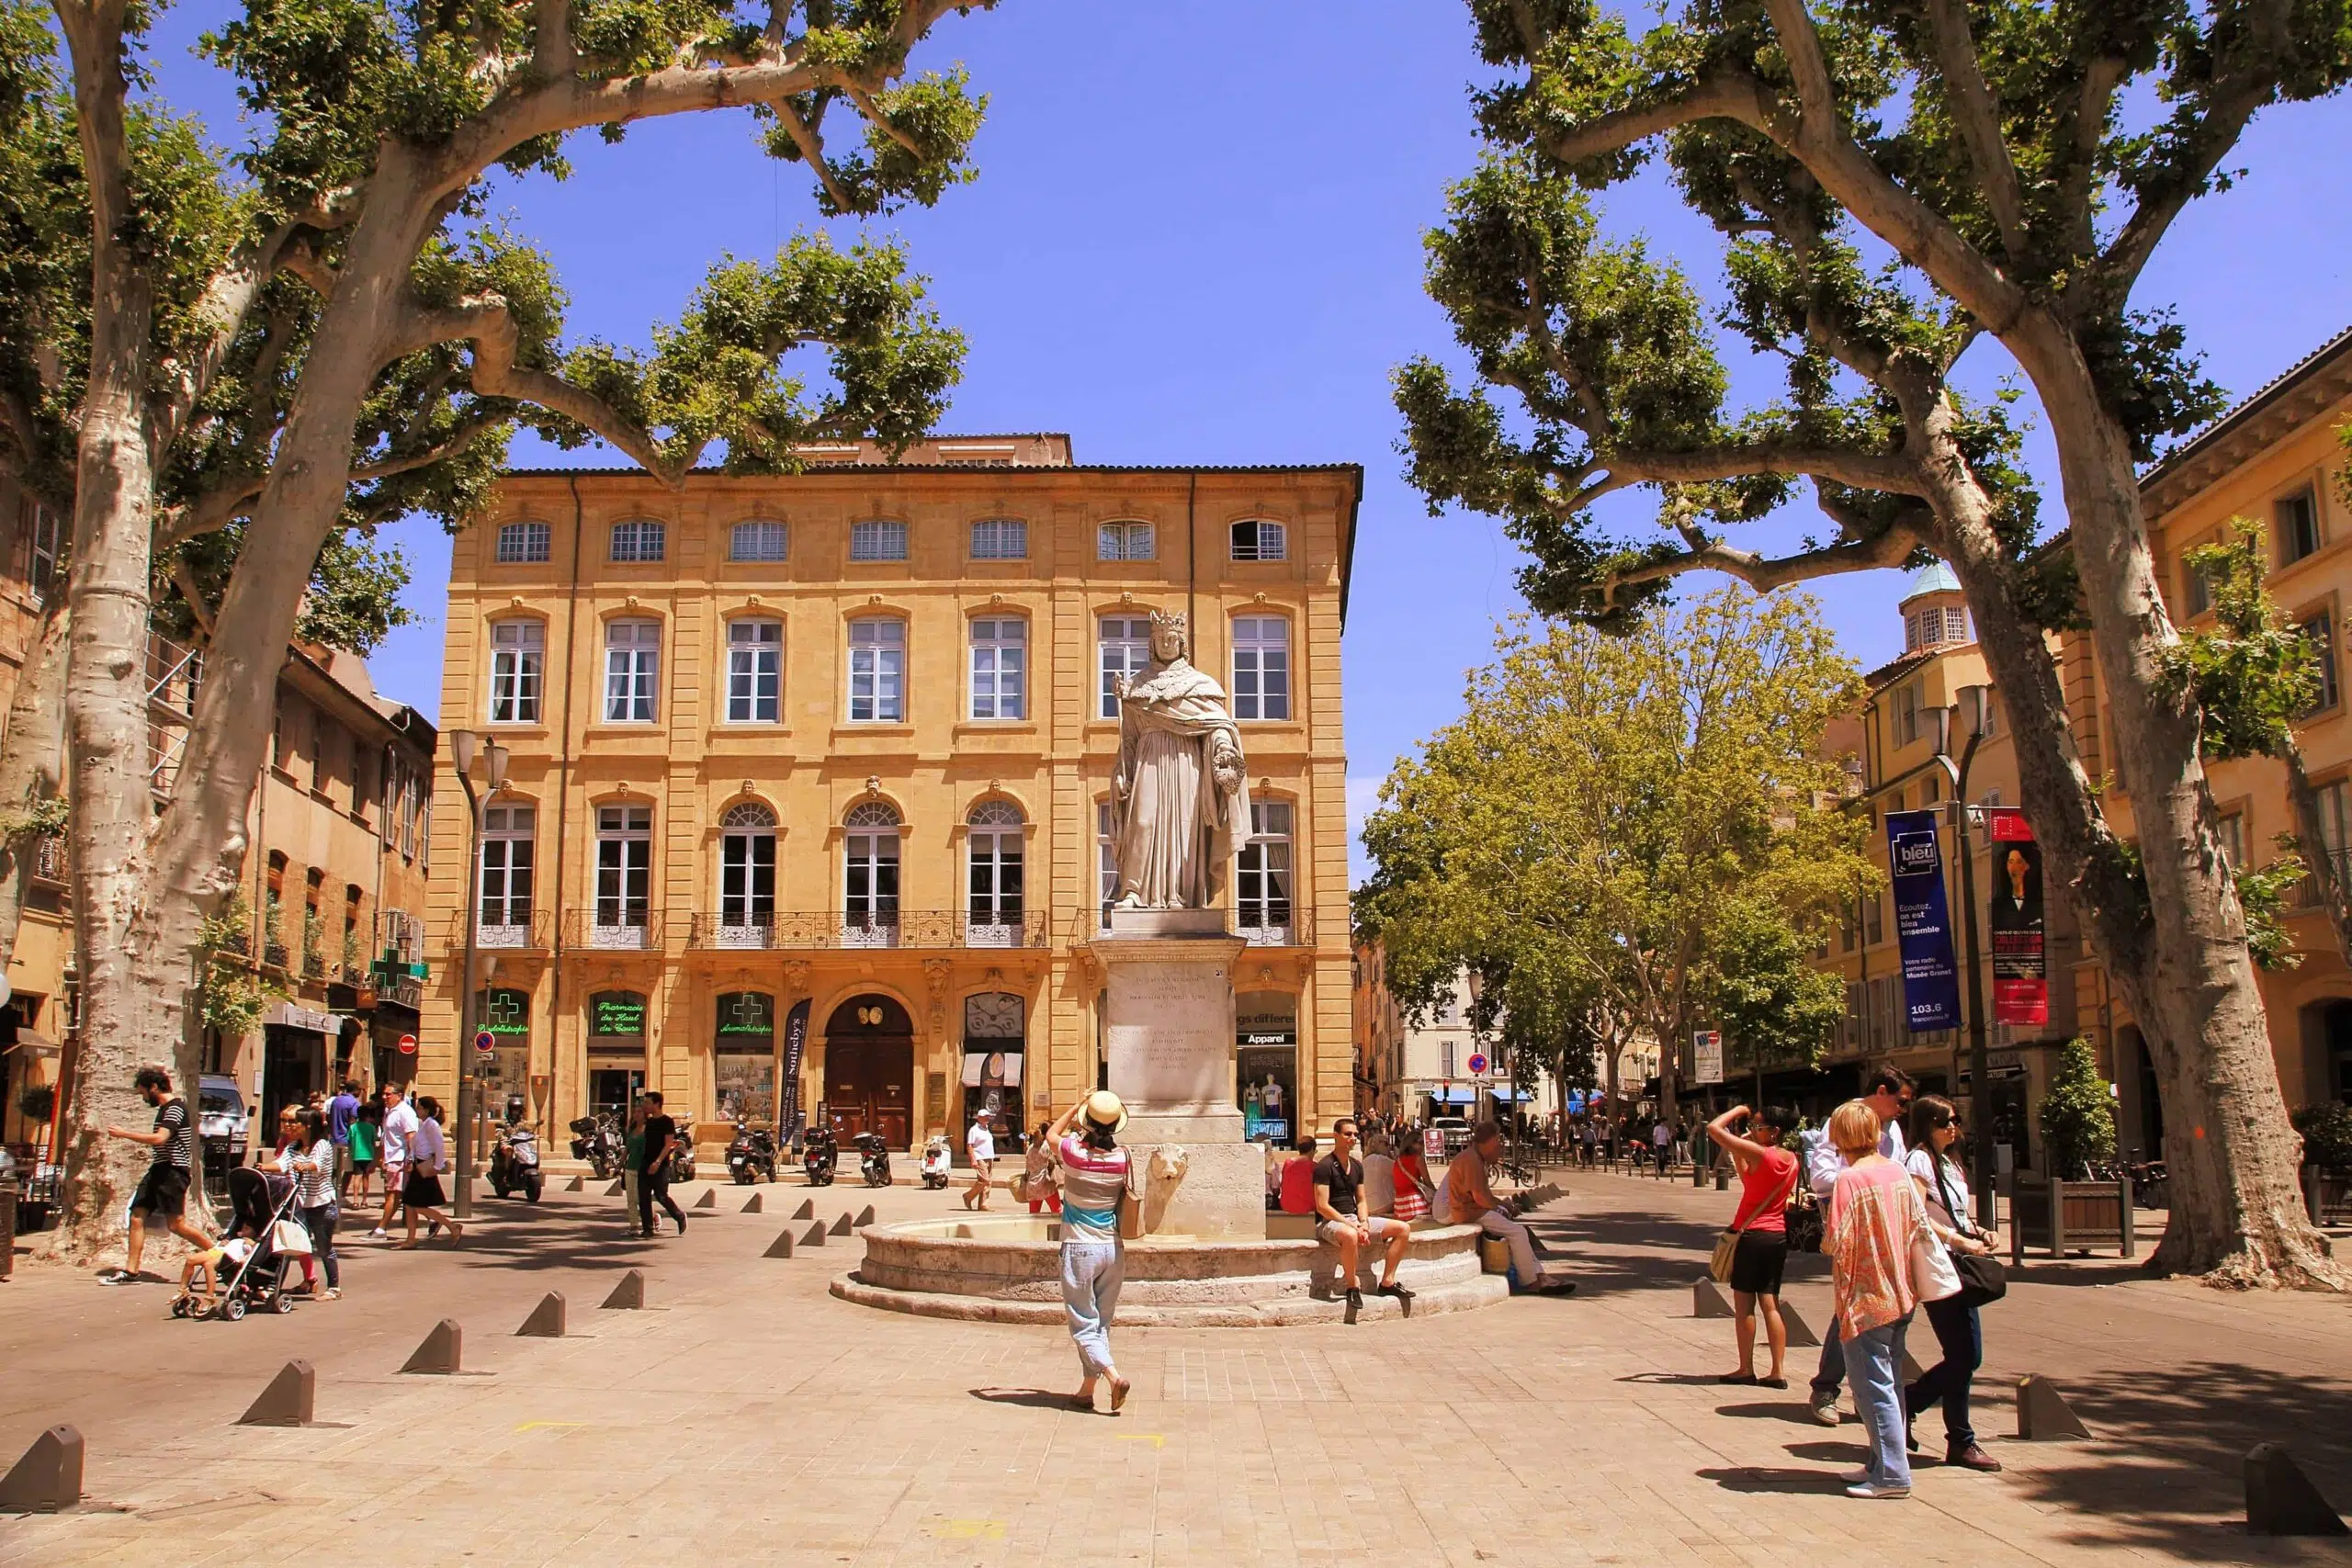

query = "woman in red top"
[1706, 1104, 1802, 1387]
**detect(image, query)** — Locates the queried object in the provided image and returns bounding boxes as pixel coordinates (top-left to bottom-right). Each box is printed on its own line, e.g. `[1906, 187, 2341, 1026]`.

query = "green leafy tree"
[1356, 587, 1872, 1125]
[1398, 0, 2350, 1286]
[1704, 897, 1847, 1080]
[13, 0, 995, 1259]
[2291, 1101, 2352, 1171]
[2038, 1036, 2118, 1179]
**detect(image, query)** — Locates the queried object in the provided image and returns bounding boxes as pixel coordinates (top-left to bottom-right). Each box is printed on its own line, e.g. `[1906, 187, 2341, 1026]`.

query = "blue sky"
[147, 3, 2352, 883]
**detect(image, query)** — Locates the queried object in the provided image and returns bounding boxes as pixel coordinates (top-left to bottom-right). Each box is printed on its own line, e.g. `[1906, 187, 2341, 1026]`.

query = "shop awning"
[1428, 1087, 1477, 1106]
[2, 1027, 58, 1057]
[264, 1002, 345, 1036]
[1490, 1087, 1535, 1103]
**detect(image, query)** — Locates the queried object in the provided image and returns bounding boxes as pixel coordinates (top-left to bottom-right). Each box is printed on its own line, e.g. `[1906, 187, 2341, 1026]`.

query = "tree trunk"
[0, 607, 67, 976]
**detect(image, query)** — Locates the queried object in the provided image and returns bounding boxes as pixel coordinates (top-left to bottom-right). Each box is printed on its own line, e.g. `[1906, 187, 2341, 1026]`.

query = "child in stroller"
[172, 1166, 310, 1320]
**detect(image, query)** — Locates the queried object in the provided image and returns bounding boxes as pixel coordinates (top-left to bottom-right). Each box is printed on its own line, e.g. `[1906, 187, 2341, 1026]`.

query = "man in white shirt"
[1804, 1067, 1915, 1425]
[372, 1083, 420, 1238]
[964, 1113, 997, 1212]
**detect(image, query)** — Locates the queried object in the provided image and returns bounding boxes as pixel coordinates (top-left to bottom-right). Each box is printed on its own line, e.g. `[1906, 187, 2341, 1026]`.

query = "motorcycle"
[665, 1130, 695, 1184]
[920, 1134, 952, 1190]
[802, 1123, 838, 1186]
[727, 1123, 777, 1185]
[855, 1132, 892, 1188]
[490, 1118, 544, 1202]
[568, 1112, 626, 1180]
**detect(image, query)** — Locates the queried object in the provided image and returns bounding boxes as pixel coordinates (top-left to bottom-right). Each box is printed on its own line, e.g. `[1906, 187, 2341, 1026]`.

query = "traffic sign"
[397, 1034, 418, 1055]
[1467, 1053, 1488, 1076]
[473, 1029, 495, 1055]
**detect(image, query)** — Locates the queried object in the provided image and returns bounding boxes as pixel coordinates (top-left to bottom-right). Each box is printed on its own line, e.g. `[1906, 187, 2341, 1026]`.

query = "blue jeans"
[1848, 1315, 1915, 1489]
[1907, 1294, 1981, 1449]
[1811, 1314, 1846, 1397]
[1061, 1243, 1123, 1378]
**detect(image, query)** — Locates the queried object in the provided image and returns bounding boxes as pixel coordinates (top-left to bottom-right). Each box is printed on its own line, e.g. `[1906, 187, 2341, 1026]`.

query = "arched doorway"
[824, 994, 914, 1148]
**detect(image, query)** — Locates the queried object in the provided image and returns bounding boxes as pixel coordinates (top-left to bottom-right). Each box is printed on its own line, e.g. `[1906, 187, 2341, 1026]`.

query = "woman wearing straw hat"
[1048, 1089, 1136, 1413]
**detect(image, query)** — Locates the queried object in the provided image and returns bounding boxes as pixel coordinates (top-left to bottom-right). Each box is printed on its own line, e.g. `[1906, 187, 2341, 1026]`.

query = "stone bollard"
[515, 1292, 566, 1337]
[694, 1187, 717, 1209]
[1777, 1301, 1823, 1348]
[600, 1269, 646, 1310]
[604, 1179, 625, 1198]
[0, 1425, 82, 1513]
[828, 1212, 854, 1236]
[401, 1319, 464, 1375]
[2246, 1443, 2349, 1536]
[763, 1229, 796, 1258]
[792, 1198, 815, 1220]
[800, 1222, 827, 1247]
[2016, 1374, 2093, 1439]
[565, 1175, 583, 1192]
[854, 1204, 876, 1228]
[1693, 1277, 1736, 1318]
[238, 1360, 316, 1427]
[741, 1191, 763, 1214]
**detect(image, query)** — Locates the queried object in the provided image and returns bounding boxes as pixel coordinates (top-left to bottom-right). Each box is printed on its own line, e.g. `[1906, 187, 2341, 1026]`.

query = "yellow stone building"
[421, 435, 1362, 1153]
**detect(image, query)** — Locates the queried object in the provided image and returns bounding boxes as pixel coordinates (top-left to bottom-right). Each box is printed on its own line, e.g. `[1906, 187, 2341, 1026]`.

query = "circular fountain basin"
[830, 1214, 1508, 1326]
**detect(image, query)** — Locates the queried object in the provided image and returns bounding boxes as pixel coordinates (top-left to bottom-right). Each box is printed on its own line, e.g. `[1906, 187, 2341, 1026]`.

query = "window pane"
[610, 520, 665, 563]
[2305, 613, 2338, 713]
[1097, 521, 1153, 561]
[1231, 520, 1287, 561]
[851, 520, 908, 560]
[726, 620, 782, 722]
[496, 521, 550, 563]
[1099, 616, 1148, 719]
[971, 618, 1026, 719]
[730, 521, 787, 562]
[970, 519, 1026, 559]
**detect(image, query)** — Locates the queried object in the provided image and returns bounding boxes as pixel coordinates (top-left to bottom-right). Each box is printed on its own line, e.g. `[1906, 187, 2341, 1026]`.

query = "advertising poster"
[1985, 807, 2049, 1026]
[1884, 808, 1962, 1031]
[780, 998, 811, 1141]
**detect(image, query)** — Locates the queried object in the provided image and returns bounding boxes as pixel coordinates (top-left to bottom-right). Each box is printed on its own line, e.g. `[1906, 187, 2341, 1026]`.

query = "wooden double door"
[823, 994, 914, 1149]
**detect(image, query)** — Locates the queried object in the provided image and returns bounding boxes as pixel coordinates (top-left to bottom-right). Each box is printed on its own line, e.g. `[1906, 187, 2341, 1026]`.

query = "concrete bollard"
[401, 1319, 464, 1375]
[741, 1191, 763, 1214]
[604, 1179, 625, 1197]
[792, 1198, 815, 1219]
[0, 1425, 82, 1513]
[694, 1188, 717, 1210]
[515, 1292, 566, 1337]
[1693, 1277, 1736, 1318]
[800, 1222, 827, 1247]
[1901, 1348, 1928, 1385]
[763, 1229, 796, 1258]
[854, 1204, 876, 1228]
[565, 1174, 584, 1192]
[829, 1212, 854, 1236]
[2246, 1443, 2349, 1536]
[2016, 1374, 2093, 1439]
[237, 1360, 316, 1427]
[601, 1269, 646, 1310]
[1777, 1300, 1823, 1348]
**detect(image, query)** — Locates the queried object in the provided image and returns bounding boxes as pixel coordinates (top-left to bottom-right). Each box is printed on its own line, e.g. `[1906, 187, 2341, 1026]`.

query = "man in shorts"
[1312, 1117, 1415, 1314]
[96, 1066, 211, 1283]
[372, 1081, 418, 1238]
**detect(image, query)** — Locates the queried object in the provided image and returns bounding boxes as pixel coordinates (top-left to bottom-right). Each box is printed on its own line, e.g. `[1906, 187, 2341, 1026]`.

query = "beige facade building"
[420, 436, 1360, 1152]
[0, 477, 66, 1156]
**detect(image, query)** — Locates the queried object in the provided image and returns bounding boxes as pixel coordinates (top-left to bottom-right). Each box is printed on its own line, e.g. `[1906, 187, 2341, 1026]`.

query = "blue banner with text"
[1884, 808, 1962, 1032]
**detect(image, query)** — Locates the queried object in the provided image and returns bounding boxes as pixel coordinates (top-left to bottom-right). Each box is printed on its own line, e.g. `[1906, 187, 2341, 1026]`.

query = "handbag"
[1710, 1154, 1798, 1283]
[1909, 1190, 1963, 1302]
[268, 1218, 313, 1256]
[1929, 1153, 2008, 1304]
[1010, 1170, 1030, 1204]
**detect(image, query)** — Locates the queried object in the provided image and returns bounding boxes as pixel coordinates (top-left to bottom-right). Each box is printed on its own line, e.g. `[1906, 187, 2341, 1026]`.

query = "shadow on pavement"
[1697, 1466, 1850, 1495]
[971, 1387, 1090, 1411]
[1714, 1401, 1822, 1425]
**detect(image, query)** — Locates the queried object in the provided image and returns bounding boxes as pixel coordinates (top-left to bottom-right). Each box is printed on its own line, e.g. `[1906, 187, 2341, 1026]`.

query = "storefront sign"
[780, 997, 811, 1138]
[1885, 809, 1962, 1032]
[1985, 807, 2049, 1027]
[590, 991, 647, 1038]
[715, 991, 774, 1041]
[475, 988, 530, 1037]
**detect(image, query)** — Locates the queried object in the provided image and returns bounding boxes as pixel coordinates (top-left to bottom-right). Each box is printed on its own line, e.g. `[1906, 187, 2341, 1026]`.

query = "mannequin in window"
[1110, 611, 1250, 908]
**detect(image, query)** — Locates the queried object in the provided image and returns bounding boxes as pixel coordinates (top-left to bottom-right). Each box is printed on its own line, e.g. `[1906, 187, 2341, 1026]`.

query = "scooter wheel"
[526, 1180, 542, 1203]
[221, 1296, 247, 1322]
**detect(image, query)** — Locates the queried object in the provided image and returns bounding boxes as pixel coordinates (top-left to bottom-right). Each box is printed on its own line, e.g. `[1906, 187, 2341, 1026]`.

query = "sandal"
[1109, 1376, 1131, 1414]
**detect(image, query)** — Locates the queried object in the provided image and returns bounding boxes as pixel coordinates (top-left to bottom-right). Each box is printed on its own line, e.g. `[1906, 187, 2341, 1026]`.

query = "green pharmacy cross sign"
[717, 991, 774, 1040]
[477, 987, 531, 1037]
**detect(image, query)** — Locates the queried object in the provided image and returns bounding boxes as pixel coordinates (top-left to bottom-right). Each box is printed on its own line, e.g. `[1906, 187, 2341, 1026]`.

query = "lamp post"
[1934, 685, 1999, 1231]
[448, 728, 510, 1222]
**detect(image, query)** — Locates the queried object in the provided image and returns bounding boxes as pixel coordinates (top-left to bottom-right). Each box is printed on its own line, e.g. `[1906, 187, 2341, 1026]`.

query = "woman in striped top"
[1050, 1090, 1135, 1414]
[277, 1106, 340, 1298]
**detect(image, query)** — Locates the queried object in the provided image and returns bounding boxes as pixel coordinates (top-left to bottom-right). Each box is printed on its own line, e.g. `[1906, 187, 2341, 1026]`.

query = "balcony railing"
[561, 909, 667, 952]
[685, 909, 1052, 951]
[2296, 852, 2352, 910]
[458, 910, 553, 952]
[1072, 907, 1316, 947]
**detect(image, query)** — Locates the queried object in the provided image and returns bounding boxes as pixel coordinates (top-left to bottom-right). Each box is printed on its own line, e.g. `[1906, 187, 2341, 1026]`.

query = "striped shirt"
[1057, 1135, 1131, 1244]
[279, 1137, 335, 1209]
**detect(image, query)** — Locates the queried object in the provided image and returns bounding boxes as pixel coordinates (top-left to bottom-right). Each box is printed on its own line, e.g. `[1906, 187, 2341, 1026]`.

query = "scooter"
[664, 1131, 695, 1185]
[727, 1123, 777, 1185]
[920, 1134, 952, 1190]
[568, 1113, 626, 1179]
[490, 1117, 544, 1201]
[855, 1132, 893, 1188]
[802, 1123, 838, 1186]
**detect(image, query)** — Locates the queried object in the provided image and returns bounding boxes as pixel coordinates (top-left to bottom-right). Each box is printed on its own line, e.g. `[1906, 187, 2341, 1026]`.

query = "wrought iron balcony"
[457, 909, 553, 952]
[561, 909, 667, 953]
[686, 908, 1052, 951]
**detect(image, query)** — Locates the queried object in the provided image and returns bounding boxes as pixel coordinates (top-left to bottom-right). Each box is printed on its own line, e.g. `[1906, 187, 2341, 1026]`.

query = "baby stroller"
[174, 1166, 310, 1321]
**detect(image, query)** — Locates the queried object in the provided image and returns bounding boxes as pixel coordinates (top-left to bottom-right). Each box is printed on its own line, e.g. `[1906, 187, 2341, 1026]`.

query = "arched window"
[593, 804, 652, 947]
[495, 520, 551, 563]
[478, 803, 537, 946]
[718, 801, 777, 945]
[843, 801, 900, 946]
[967, 800, 1024, 944]
[1229, 519, 1287, 561]
[729, 520, 787, 562]
[1237, 799, 1294, 942]
[609, 518, 666, 562]
[486, 619, 545, 723]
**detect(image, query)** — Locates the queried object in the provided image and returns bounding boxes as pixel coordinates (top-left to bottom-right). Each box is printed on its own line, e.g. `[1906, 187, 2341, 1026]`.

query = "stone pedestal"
[1099, 908, 1262, 1240]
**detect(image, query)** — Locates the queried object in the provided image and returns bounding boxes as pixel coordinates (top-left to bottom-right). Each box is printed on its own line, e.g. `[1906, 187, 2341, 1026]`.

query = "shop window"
[843, 801, 900, 945]
[594, 805, 652, 945]
[718, 801, 776, 944]
[478, 804, 536, 944]
[847, 618, 905, 721]
[725, 619, 783, 723]
[609, 518, 665, 563]
[713, 991, 777, 1123]
[1097, 520, 1154, 561]
[1098, 615, 1152, 719]
[967, 800, 1024, 944]
[1232, 616, 1291, 720]
[1229, 519, 1287, 561]
[495, 521, 551, 563]
[588, 990, 649, 1122]
[604, 618, 661, 724]
[1238, 800, 1294, 942]
[968, 617, 1026, 719]
[473, 986, 531, 1103]
[962, 991, 1025, 1141]
[968, 518, 1026, 559]
[729, 520, 787, 562]
[850, 519, 908, 561]
[487, 619, 545, 724]
[1237, 991, 1297, 1145]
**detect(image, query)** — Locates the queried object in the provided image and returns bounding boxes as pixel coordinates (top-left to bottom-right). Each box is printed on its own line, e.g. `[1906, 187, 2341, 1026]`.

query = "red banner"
[1985, 808, 2047, 1026]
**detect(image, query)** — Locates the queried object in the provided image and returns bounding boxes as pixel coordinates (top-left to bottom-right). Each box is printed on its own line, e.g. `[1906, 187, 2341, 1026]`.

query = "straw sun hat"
[1082, 1089, 1129, 1134]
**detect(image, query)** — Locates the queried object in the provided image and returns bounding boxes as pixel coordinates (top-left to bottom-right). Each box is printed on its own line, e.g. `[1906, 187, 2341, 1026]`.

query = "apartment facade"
[420, 436, 1361, 1152]
[0, 477, 66, 1154]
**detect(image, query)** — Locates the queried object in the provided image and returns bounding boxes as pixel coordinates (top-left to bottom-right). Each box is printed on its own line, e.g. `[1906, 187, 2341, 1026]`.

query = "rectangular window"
[969, 519, 1027, 559]
[609, 519, 665, 563]
[729, 520, 786, 562]
[2316, 781, 2351, 861]
[1864, 889, 1884, 946]
[478, 805, 536, 935]
[1238, 800, 1294, 936]
[2217, 812, 2245, 870]
[1097, 521, 1155, 561]
[496, 521, 551, 563]
[726, 619, 783, 723]
[1230, 519, 1287, 561]
[594, 805, 652, 935]
[1894, 682, 1919, 747]
[2184, 548, 2215, 617]
[2278, 489, 2322, 566]
[850, 520, 908, 561]
[1099, 616, 1151, 719]
[28, 504, 58, 605]
[847, 619, 905, 722]
[2304, 611, 2339, 715]
[968, 617, 1026, 720]
[488, 621, 544, 723]
[1232, 616, 1291, 720]
[1097, 800, 1117, 923]
[604, 619, 661, 724]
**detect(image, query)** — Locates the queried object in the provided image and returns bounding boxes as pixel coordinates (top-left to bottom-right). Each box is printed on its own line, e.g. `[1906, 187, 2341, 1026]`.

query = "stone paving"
[1, 1165, 2348, 1566]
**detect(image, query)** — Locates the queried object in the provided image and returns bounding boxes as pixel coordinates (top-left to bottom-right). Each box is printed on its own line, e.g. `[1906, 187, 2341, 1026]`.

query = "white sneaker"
[367, 1227, 387, 1238]
[1846, 1481, 1911, 1500]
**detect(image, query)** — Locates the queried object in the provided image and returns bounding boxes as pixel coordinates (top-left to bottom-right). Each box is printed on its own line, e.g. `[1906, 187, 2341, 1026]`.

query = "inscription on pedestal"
[1106, 959, 1232, 1111]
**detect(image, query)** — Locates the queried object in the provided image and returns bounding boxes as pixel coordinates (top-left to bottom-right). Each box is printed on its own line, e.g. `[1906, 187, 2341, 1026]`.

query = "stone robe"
[1111, 657, 1249, 908]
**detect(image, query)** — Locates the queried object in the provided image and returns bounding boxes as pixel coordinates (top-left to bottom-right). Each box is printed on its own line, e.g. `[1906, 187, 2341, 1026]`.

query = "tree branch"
[769, 95, 859, 214]
[1921, 0, 2028, 263]
[532, 0, 574, 79]
[1596, 512, 1924, 611]
[1541, 69, 1770, 166]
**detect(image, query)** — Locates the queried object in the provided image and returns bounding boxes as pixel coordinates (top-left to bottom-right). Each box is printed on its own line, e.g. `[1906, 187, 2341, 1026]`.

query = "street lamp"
[1935, 684, 1999, 1231]
[449, 728, 509, 1221]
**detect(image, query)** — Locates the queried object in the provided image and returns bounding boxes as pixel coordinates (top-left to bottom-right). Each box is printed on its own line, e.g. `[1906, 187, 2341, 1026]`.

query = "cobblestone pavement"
[2, 1166, 2348, 1566]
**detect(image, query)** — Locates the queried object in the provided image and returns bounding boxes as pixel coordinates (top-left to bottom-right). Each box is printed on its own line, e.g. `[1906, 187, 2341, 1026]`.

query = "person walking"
[371, 1083, 417, 1238]
[347, 1093, 381, 1205]
[398, 1097, 463, 1247]
[1825, 1099, 1928, 1500]
[623, 1100, 646, 1224]
[1023, 1121, 1061, 1214]
[1804, 1067, 1916, 1425]
[1651, 1117, 1673, 1175]
[964, 1111, 997, 1211]
[637, 1091, 687, 1237]
[1905, 1096, 2002, 1472]
[96, 1066, 212, 1284]
[327, 1080, 360, 1199]
[1706, 1104, 1800, 1387]
[279, 1106, 341, 1298]
[1050, 1090, 1134, 1413]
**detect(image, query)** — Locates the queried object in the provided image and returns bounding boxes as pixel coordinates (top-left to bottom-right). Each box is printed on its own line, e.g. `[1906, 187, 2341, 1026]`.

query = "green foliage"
[1704, 898, 1847, 1071]
[2161, 520, 2321, 761]
[2292, 1100, 2352, 1169]
[2237, 840, 2307, 972]
[197, 893, 286, 1038]
[2037, 1036, 2118, 1177]
[17, 1082, 51, 1122]
[0, 792, 67, 841]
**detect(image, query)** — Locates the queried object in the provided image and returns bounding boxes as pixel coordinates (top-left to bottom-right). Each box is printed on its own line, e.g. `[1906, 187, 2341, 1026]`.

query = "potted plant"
[2291, 1102, 2352, 1224]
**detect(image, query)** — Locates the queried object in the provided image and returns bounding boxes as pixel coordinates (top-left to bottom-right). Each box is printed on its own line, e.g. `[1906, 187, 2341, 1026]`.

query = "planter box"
[2303, 1167, 2352, 1226]
[2007, 1175, 2136, 1258]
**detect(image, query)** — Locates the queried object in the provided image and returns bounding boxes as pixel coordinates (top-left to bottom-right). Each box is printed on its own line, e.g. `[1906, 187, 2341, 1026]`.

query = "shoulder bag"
[1930, 1152, 2007, 1305]
[1710, 1154, 1797, 1284]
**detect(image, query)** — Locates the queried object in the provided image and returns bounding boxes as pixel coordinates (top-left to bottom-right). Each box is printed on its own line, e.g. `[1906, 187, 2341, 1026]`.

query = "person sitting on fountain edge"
[1444, 1122, 1573, 1294]
[1313, 1117, 1414, 1314]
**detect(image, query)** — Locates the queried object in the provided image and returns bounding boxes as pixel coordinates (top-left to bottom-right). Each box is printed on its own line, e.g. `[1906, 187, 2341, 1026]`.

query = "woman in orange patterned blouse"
[1826, 1099, 1931, 1500]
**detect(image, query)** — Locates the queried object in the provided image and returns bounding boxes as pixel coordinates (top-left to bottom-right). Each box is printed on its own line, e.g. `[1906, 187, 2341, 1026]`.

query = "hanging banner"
[1985, 807, 2049, 1026]
[1885, 809, 1962, 1031]
[779, 998, 812, 1140]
